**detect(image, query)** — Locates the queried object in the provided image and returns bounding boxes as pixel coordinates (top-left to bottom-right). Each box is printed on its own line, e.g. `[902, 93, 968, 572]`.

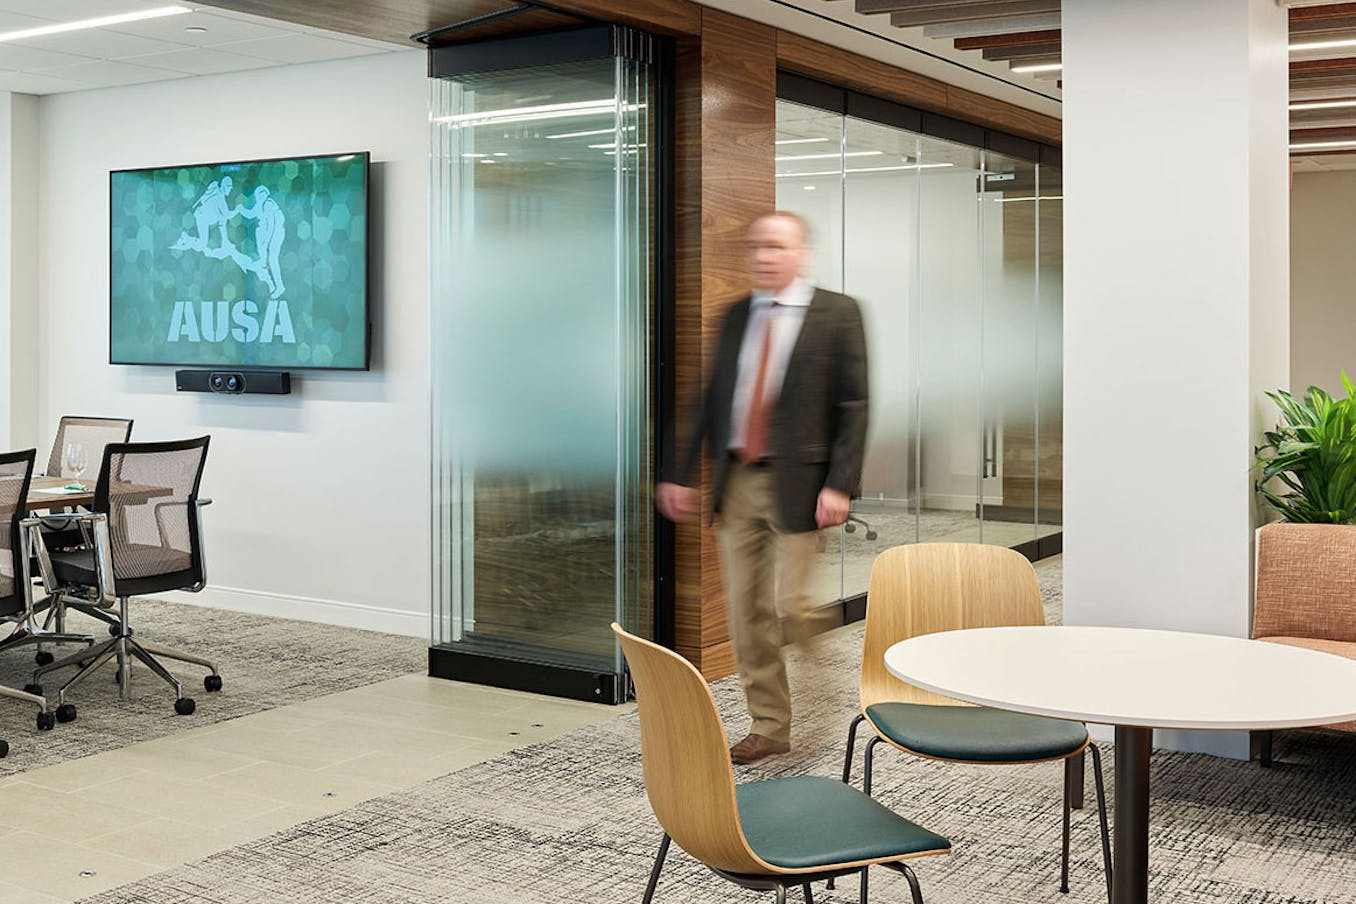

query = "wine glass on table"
[64, 442, 88, 491]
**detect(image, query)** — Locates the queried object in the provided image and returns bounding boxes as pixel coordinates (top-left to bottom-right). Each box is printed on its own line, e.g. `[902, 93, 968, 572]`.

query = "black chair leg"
[802, 882, 814, 904]
[859, 866, 869, 904]
[1069, 749, 1086, 809]
[642, 834, 670, 904]
[1258, 730, 1274, 768]
[863, 736, 882, 796]
[901, 864, 926, 904]
[1089, 744, 1113, 904]
[775, 886, 787, 904]
[1061, 756, 1074, 893]
[842, 713, 866, 783]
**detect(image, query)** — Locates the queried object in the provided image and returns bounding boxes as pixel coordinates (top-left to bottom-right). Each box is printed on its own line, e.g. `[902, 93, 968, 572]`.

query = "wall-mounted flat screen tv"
[110, 151, 370, 370]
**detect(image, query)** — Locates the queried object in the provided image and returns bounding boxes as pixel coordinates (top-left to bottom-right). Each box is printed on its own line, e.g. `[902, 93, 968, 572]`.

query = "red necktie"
[739, 309, 776, 463]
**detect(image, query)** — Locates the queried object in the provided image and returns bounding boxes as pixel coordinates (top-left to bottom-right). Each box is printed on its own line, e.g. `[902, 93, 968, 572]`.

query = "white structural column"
[0, 91, 39, 452]
[1062, 0, 1290, 758]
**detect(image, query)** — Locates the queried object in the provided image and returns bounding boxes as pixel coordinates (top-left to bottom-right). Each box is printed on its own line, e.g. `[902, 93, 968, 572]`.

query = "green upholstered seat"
[735, 775, 950, 870]
[866, 703, 1088, 763]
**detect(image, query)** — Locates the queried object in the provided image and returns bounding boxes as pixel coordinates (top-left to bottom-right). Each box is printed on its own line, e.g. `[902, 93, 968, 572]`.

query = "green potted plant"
[1255, 373, 1356, 523]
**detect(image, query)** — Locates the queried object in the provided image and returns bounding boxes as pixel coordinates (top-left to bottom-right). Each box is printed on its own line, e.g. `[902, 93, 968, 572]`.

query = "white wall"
[0, 91, 40, 453]
[1064, 0, 1289, 757]
[1291, 171, 1356, 397]
[37, 51, 431, 636]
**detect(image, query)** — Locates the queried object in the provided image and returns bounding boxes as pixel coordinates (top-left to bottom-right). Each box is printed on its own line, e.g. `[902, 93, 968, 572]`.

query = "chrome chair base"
[32, 596, 220, 713]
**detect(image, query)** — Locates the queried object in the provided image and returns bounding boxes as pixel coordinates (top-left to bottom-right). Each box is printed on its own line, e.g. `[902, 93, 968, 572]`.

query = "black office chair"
[30, 437, 222, 720]
[0, 449, 61, 743]
[28, 416, 135, 663]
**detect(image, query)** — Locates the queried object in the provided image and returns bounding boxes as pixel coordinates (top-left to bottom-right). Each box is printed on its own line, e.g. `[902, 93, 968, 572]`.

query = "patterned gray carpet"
[77, 556, 1356, 904]
[0, 599, 425, 775]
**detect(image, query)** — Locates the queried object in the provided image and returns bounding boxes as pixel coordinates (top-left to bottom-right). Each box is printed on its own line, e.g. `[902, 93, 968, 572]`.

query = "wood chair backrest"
[861, 543, 1045, 711]
[612, 624, 768, 876]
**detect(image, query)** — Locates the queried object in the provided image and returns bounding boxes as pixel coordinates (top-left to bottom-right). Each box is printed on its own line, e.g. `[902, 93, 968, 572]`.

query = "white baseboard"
[156, 585, 428, 639]
[1086, 724, 1250, 760]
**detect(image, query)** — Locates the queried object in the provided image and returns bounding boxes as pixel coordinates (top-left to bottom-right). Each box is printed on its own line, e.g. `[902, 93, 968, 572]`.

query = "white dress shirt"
[728, 277, 814, 452]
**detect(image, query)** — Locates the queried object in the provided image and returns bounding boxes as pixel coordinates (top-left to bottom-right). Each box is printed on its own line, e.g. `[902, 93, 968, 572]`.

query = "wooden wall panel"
[684, 7, 778, 679]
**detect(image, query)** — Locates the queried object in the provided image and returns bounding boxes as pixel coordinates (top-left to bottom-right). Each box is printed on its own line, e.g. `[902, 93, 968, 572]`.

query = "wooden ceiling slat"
[1290, 3, 1356, 22]
[881, 0, 1059, 28]
[982, 42, 1061, 61]
[954, 28, 1060, 50]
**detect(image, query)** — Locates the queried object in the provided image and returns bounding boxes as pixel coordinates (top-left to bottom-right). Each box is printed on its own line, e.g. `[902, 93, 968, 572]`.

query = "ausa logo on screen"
[165, 175, 295, 345]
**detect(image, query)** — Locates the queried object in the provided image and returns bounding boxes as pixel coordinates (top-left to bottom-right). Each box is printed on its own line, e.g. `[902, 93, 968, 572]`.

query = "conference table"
[23, 476, 95, 512]
[885, 625, 1356, 904]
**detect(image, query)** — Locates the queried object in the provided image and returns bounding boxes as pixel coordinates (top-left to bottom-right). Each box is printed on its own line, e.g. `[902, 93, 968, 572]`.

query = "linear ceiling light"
[776, 137, 830, 145]
[545, 125, 636, 140]
[995, 195, 1064, 202]
[1289, 99, 1356, 111]
[1289, 139, 1356, 150]
[776, 163, 954, 178]
[433, 100, 641, 128]
[1290, 38, 1356, 52]
[1012, 62, 1062, 74]
[775, 150, 883, 162]
[0, 4, 191, 43]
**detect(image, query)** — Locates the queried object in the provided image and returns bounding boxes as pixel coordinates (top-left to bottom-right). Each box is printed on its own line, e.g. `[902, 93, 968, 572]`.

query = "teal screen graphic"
[110, 152, 369, 369]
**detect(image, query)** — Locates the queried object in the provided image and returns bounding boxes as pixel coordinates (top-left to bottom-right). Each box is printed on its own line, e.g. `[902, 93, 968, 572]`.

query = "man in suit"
[656, 210, 869, 764]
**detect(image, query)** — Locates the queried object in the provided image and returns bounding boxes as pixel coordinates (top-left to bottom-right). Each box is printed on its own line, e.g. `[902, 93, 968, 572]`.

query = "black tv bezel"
[108, 149, 373, 373]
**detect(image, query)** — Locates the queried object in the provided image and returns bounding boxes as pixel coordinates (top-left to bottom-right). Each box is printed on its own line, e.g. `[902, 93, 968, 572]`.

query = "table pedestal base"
[1112, 725, 1152, 904]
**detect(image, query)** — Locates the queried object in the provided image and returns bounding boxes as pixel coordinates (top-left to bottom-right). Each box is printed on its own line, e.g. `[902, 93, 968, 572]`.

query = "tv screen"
[109, 151, 370, 370]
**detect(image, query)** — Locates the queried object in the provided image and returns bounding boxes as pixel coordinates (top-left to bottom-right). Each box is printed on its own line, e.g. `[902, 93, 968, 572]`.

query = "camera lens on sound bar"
[176, 370, 292, 395]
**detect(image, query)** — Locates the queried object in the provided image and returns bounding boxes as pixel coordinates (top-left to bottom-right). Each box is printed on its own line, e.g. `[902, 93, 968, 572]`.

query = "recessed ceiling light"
[1290, 99, 1356, 111]
[0, 5, 191, 44]
[803, 185, 817, 191]
[1290, 38, 1356, 52]
[185, 26, 208, 33]
[1290, 140, 1356, 150]
[1012, 63, 1063, 74]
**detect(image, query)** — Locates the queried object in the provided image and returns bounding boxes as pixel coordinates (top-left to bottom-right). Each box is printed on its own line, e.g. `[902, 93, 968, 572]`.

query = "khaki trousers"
[717, 461, 823, 746]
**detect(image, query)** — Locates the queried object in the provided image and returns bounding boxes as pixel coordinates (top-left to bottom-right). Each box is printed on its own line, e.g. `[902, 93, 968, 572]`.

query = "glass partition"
[775, 93, 1063, 604]
[430, 38, 659, 700]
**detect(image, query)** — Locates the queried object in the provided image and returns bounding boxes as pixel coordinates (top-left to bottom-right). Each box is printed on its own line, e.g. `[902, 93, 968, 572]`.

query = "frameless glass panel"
[979, 150, 1040, 549]
[917, 135, 984, 544]
[841, 116, 922, 598]
[430, 56, 654, 673]
[1036, 165, 1063, 545]
[775, 98, 845, 607]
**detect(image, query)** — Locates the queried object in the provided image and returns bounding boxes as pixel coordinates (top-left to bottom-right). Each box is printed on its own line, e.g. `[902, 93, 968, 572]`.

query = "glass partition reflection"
[774, 95, 1063, 605]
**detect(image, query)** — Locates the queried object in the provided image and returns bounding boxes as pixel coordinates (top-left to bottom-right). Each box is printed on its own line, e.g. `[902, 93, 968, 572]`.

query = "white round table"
[884, 626, 1356, 904]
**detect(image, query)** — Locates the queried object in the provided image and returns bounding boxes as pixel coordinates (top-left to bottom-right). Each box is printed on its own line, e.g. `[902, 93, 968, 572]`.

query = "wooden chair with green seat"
[612, 623, 951, 904]
[839, 544, 1112, 903]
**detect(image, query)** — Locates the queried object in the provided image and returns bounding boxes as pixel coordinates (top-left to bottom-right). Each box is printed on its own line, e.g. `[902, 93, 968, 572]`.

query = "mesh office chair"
[30, 437, 221, 720]
[29, 417, 135, 662]
[0, 449, 61, 742]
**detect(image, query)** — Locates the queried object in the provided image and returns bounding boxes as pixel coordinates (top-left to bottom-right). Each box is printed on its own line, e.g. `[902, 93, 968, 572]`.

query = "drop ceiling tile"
[123, 46, 277, 76]
[19, 28, 191, 59]
[107, 10, 297, 46]
[0, 11, 53, 32]
[215, 33, 388, 64]
[56, 57, 182, 87]
[0, 44, 94, 72]
[0, 69, 97, 94]
[0, 0, 169, 20]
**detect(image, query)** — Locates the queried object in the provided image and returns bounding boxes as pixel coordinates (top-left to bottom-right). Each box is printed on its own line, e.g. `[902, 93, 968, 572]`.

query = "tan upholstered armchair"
[1252, 523, 1356, 763]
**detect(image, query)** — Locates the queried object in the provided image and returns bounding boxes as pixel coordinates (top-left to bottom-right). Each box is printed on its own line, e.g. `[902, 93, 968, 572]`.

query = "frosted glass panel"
[430, 57, 654, 671]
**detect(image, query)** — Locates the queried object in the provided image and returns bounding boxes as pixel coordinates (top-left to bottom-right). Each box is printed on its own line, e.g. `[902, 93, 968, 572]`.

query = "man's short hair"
[754, 210, 812, 246]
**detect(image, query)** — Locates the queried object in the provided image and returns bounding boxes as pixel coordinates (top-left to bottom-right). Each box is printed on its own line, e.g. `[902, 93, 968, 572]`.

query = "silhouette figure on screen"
[233, 186, 287, 299]
[171, 176, 234, 254]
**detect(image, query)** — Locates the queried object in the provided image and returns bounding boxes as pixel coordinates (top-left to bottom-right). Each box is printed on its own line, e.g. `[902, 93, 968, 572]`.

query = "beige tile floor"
[0, 675, 625, 902]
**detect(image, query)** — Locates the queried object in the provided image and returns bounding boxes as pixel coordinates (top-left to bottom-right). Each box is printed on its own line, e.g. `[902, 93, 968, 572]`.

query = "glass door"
[429, 31, 660, 702]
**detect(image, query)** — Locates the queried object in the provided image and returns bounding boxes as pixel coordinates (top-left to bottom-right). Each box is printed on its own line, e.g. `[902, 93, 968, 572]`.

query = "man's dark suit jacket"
[671, 287, 869, 534]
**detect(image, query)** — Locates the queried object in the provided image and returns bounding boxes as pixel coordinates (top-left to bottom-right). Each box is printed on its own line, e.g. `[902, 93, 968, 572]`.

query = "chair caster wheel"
[23, 683, 41, 697]
[36, 711, 55, 731]
[174, 697, 196, 716]
[55, 704, 76, 724]
[866, 531, 878, 540]
[0, 740, 8, 758]
[844, 523, 856, 533]
[34, 651, 53, 666]
[109, 625, 120, 637]
[204, 675, 222, 692]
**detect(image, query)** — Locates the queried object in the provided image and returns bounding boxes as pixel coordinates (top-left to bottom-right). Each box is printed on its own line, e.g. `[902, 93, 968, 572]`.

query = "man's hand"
[655, 482, 701, 524]
[816, 487, 851, 529]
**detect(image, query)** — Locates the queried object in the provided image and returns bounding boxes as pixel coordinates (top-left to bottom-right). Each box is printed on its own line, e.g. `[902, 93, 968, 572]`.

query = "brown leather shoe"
[729, 733, 790, 764]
